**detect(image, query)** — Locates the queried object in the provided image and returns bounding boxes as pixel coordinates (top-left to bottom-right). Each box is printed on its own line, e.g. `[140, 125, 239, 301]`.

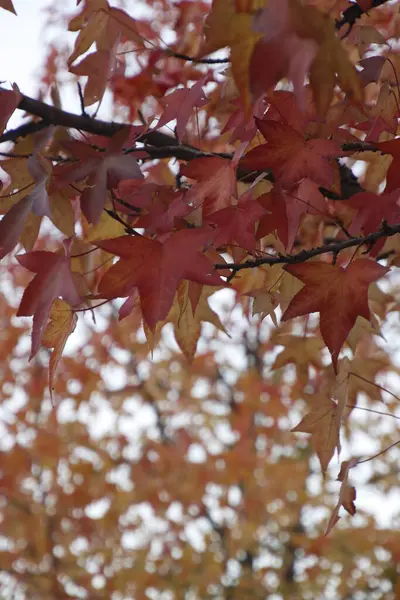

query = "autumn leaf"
[204, 189, 265, 253]
[248, 289, 280, 325]
[0, 0, 16, 14]
[95, 229, 224, 329]
[69, 48, 123, 106]
[16, 240, 82, 359]
[250, 0, 363, 115]
[42, 299, 78, 400]
[0, 84, 20, 133]
[325, 458, 357, 535]
[376, 138, 400, 192]
[240, 119, 341, 190]
[201, 0, 262, 109]
[282, 260, 390, 371]
[162, 281, 227, 361]
[342, 189, 400, 255]
[292, 394, 340, 473]
[0, 154, 52, 259]
[181, 156, 237, 217]
[52, 131, 143, 224]
[68, 0, 143, 67]
[272, 334, 325, 385]
[257, 180, 328, 251]
[155, 76, 209, 140]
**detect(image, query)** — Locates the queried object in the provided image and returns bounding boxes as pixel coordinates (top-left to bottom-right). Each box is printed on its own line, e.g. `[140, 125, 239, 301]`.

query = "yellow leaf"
[202, 0, 262, 109]
[86, 209, 126, 243]
[48, 188, 75, 237]
[42, 299, 78, 400]
[298, 5, 363, 115]
[20, 212, 42, 251]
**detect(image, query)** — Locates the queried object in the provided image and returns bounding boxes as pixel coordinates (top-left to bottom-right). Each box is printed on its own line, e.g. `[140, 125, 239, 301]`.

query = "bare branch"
[215, 221, 400, 272]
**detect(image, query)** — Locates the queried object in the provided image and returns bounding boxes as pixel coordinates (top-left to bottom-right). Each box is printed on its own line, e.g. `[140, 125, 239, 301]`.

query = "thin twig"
[214, 221, 400, 271]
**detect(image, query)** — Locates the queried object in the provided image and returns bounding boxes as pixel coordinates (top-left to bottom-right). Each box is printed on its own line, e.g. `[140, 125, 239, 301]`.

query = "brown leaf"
[292, 395, 339, 473]
[326, 458, 357, 535]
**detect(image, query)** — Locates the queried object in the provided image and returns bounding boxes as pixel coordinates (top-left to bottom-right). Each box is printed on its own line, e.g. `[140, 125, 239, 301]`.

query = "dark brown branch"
[165, 49, 229, 64]
[336, 0, 392, 32]
[0, 90, 379, 202]
[215, 221, 400, 272]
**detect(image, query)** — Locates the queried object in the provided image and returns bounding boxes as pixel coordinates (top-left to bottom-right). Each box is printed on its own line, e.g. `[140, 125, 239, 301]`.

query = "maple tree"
[2, 0, 400, 597]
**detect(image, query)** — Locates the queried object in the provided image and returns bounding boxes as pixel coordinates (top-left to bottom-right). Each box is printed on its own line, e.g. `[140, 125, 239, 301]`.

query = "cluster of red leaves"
[1, 0, 400, 543]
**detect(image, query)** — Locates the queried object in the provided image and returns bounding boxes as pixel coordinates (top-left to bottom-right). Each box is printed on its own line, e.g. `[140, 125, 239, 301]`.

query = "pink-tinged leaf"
[240, 120, 341, 189]
[257, 180, 327, 251]
[358, 55, 386, 87]
[250, 0, 318, 112]
[343, 189, 400, 255]
[181, 156, 237, 217]
[250, 35, 318, 113]
[17, 242, 81, 359]
[0, 84, 21, 133]
[0, 154, 53, 259]
[155, 76, 209, 140]
[129, 186, 192, 234]
[282, 260, 390, 371]
[252, 0, 289, 39]
[53, 133, 143, 224]
[0, 196, 33, 259]
[221, 97, 259, 144]
[95, 229, 224, 329]
[27, 155, 52, 218]
[377, 139, 400, 192]
[205, 191, 265, 252]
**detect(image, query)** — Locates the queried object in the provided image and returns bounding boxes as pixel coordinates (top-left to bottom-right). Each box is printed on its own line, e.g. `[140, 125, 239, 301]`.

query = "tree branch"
[165, 49, 229, 64]
[336, 0, 392, 33]
[215, 221, 400, 272]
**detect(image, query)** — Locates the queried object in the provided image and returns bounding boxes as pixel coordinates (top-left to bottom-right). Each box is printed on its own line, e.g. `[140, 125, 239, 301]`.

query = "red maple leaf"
[240, 119, 340, 189]
[0, 154, 52, 259]
[282, 259, 389, 371]
[204, 190, 265, 252]
[52, 130, 143, 224]
[116, 183, 192, 234]
[376, 138, 400, 192]
[257, 179, 327, 251]
[95, 229, 224, 328]
[16, 240, 82, 359]
[181, 156, 237, 217]
[250, 25, 318, 112]
[154, 75, 209, 140]
[342, 189, 400, 255]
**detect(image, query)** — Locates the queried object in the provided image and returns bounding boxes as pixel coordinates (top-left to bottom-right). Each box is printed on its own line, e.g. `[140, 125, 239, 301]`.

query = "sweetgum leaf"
[42, 299, 78, 401]
[292, 395, 339, 473]
[16, 241, 81, 359]
[95, 229, 224, 329]
[0, 0, 16, 14]
[282, 260, 390, 371]
[240, 119, 340, 189]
